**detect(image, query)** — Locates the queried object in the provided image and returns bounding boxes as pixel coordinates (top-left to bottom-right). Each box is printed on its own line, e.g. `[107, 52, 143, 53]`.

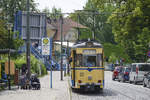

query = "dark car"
[112, 66, 123, 80]
[118, 67, 130, 82]
[143, 72, 150, 88]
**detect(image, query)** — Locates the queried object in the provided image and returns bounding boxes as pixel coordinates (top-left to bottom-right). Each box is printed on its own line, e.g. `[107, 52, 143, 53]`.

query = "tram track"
[107, 87, 135, 100]
[108, 81, 150, 98]
[71, 71, 150, 100]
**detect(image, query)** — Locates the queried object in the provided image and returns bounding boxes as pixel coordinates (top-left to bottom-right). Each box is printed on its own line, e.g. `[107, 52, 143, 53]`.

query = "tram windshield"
[76, 54, 103, 67]
[83, 55, 96, 67]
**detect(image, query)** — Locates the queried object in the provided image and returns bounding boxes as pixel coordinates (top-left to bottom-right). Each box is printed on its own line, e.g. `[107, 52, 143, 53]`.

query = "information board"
[42, 38, 50, 55]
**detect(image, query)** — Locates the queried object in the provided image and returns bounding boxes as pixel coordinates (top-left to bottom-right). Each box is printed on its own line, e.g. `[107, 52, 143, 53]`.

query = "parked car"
[118, 67, 131, 82]
[129, 63, 150, 84]
[112, 66, 123, 80]
[143, 72, 150, 88]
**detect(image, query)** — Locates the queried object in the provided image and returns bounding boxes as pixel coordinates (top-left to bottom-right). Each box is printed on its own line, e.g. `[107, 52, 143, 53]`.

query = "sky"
[35, 0, 87, 13]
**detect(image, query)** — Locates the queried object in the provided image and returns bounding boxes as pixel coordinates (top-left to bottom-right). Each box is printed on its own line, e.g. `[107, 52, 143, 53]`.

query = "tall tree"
[0, 18, 24, 50]
[42, 7, 62, 20]
[108, 0, 150, 62]
[0, 0, 38, 23]
[70, 0, 116, 44]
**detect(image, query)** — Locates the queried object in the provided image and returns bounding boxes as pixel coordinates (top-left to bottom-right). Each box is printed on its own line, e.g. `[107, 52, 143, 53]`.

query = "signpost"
[42, 38, 52, 88]
[49, 39, 53, 88]
[42, 38, 50, 56]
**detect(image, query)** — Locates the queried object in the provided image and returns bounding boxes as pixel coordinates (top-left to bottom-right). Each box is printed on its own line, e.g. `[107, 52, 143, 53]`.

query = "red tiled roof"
[49, 18, 87, 41]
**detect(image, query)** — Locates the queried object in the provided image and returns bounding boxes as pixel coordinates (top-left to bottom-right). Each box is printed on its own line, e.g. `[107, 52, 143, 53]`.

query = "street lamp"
[60, 15, 63, 81]
[7, 23, 13, 90]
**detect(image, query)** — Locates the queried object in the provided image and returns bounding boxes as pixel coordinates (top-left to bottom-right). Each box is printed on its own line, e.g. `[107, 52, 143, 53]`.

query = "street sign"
[148, 51, 150, 57]
[42, 38, 50, 55]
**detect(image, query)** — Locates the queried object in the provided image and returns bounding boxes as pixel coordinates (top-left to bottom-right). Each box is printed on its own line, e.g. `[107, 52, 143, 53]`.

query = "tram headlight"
[98, 80, 101, 83]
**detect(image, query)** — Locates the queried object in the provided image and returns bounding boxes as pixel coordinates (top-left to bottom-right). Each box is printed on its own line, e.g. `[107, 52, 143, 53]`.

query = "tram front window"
[83, 55, 96, 67]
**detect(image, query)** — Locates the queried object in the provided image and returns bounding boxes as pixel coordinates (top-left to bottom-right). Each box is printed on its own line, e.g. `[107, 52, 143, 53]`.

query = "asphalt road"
[71, 71, 150, 100]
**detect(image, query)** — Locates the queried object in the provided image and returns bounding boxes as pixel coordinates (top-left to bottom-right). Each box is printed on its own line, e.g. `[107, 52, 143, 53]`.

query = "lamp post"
[7, 23, 12, 90]
[60, 16, 63, 81]
[26, 0, 31, 80]
[67, 40, 69, 75]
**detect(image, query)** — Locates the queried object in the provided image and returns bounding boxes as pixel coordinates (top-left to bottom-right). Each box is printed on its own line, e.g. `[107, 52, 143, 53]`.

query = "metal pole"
[64, 54, 66, 76]
[8, 29, 11, 90]
[93, 11, 95, 40]
[50, 61, 52, 88]
[64, 42, 66, 76]
[60, 16, 63, 80]
[50, 38, 52, 88]
[77, 14, 80, 40]
[67, 40, 69, 75]
[26, 0, 31, 79]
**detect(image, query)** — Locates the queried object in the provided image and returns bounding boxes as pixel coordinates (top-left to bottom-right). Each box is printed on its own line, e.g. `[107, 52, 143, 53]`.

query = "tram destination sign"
[83, 50, 96, 55]
[42, 38, 50, 55]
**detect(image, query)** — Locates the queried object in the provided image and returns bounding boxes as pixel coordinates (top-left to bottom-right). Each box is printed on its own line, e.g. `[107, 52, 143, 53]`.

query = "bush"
[14, 54, 47, 77]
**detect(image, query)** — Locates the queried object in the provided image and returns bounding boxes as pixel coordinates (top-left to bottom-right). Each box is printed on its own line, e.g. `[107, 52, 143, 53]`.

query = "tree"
[0, 18, 24, 50]
[0, 0, 38, 23]
[42, 7, 62, 20]
[108, 0, 150, 62]
[70, 0, 116, 44]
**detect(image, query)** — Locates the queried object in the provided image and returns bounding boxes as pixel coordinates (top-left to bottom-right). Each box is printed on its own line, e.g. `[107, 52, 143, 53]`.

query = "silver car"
[129, 63, 150, 84]
[143, 72, 150, 88]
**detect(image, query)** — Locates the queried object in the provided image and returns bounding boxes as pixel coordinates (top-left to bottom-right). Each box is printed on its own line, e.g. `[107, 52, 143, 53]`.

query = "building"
[46, 18, 87, 54]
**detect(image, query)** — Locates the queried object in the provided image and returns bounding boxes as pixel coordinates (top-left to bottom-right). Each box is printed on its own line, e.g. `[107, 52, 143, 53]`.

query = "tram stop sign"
[42, 38, 50, 55]
[148, 51, 150, 57]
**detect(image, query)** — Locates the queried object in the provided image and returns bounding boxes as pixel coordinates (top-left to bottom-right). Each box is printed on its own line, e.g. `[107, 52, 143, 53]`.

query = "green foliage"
[70, 0, 116, 44]
[108, 0, 150, 62]
[79, 28, 93, 40]
[15, 54, 47, 76]
[103, 43, 131, 63]
[42, 7, 62, 19]
[0, 19, 24, 51]
[0, 19, 8, 49]
[0, 0, 38, 23]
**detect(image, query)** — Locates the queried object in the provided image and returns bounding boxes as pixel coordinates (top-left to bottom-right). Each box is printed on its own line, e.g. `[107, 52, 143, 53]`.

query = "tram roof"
[72, 40, 102, 48]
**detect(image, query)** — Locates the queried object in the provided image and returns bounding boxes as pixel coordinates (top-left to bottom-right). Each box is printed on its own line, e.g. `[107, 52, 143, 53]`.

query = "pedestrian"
[21, 64, 27, 75]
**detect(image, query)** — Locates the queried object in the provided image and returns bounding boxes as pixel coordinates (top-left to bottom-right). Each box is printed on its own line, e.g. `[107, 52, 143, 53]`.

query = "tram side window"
[76, 54, 82, 67]
[83, 55, 96, 67]
[97, 54, 102, 67]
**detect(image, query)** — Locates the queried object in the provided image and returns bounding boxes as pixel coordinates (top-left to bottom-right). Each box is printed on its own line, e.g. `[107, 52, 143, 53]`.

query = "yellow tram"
[70, 40, 104, 91]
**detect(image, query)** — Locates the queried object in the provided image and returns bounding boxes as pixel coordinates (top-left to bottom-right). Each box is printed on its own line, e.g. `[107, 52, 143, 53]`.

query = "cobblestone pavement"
[71, 71, 150, 100]
[0, 71, 70, 100]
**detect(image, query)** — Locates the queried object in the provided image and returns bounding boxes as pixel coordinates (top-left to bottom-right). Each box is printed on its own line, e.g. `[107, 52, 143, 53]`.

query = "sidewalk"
[0, 71, 70, 100]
